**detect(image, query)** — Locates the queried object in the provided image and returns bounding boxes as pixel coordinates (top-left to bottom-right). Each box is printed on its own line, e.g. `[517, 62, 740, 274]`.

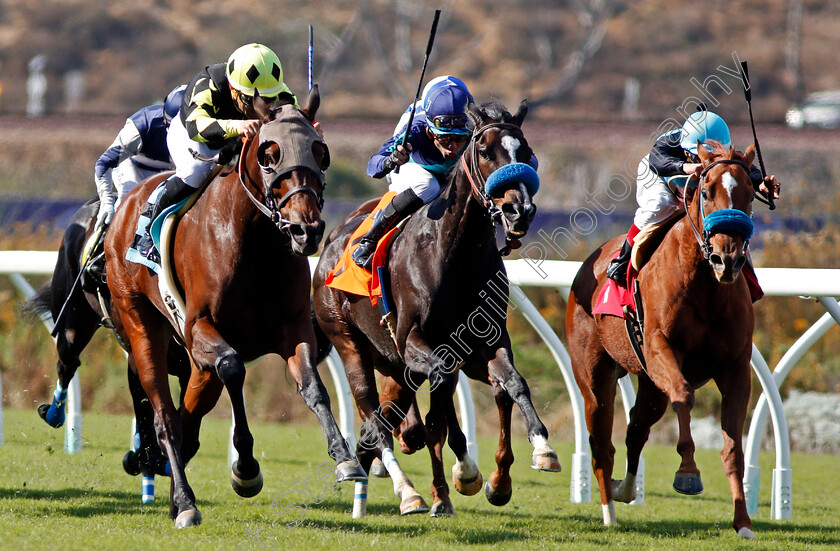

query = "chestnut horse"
[313, 99, 560, 517]
[23, 200, 189, 478]
[566, 142, 758, 538]
[105, 87, 365, 528]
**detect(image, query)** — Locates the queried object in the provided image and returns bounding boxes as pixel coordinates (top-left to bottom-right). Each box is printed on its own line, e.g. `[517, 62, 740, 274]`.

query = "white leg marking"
[602, 501, 617, 526]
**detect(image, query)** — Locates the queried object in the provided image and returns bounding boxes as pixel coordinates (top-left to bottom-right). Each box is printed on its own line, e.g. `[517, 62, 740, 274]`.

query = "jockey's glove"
[383, 148, 408, 173]
[95, 176, 116, 227]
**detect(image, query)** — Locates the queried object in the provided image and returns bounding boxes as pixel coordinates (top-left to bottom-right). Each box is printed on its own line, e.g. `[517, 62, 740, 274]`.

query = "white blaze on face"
[721, 172, 737, 208]
[501, 135, 520, 164]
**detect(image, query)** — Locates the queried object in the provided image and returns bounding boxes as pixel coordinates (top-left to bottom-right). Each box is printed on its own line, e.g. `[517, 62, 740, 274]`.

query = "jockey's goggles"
[430, 114, 470, 135]
[239, 91, 278, 108]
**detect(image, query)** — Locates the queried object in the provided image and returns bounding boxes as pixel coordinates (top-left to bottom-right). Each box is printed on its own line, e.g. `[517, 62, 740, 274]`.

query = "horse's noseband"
[686, 159, 755, 260]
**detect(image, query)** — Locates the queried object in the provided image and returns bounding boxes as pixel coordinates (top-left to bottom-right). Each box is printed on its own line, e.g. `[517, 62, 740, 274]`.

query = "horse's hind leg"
[189, 318, 262, 498]
[716, 364, 754, 538]
[615, 374, 669, 503]
[40, 286, 101, 428]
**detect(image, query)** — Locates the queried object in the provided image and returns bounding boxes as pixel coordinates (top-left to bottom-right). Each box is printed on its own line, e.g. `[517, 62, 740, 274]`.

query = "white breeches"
[166, 115, 219, 189]
[633, 154, 683, 230]
[387, 162, 442, 204]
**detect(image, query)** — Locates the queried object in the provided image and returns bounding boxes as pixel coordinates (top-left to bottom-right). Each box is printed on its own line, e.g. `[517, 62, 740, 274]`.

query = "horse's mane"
[476, 98, 513, 124]
[704, 139, 742, 162]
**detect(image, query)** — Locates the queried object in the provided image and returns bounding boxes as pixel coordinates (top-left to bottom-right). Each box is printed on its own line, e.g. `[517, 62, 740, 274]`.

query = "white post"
[64, 373, 82, 453]
[456, 371, 478, 460]
[508, 285, 592, 503]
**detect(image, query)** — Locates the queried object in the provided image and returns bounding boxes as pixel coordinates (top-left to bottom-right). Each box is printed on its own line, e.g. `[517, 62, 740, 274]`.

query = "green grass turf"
[0, 408, 838, 550]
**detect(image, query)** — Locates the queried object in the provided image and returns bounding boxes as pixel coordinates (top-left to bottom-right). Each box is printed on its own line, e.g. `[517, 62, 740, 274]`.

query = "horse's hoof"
[484, 480, 512, 506]
[174, 508, 202, 529]
[369, 457, 389, 478]
[454, 471, 483, 496]
[38, 403, 64, 428]
[673, 472, 704, 495]
[231, 460, 263, 498]
[737, 527, 755, 539]
[399, 495, 430, 515]
[531, 451, 561, 472]
[336, 459, 368, 483]
[429, 500, 456, 517]
[122, 450, 141, 476]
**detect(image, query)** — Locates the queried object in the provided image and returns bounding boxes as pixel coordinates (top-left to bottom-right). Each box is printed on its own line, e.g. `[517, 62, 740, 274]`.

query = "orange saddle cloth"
[325, 192, 399, 303]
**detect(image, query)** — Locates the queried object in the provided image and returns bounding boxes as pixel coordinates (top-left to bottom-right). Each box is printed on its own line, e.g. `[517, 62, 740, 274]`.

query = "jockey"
[137, 43, 300, 261]
[606, 108, 781, 290]
[94, 85, 186, 229]
[351, 76, 475, 269]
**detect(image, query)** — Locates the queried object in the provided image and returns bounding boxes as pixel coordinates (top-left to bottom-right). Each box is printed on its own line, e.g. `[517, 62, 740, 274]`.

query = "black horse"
[313, 99, 560, 516]
[23, 199, 190, 479]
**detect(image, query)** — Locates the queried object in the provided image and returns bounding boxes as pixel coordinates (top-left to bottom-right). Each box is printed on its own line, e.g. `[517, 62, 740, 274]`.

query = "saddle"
[325, 192, 407, 345]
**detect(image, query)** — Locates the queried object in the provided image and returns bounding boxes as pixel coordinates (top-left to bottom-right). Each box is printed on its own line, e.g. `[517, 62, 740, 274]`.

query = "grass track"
[0, 409, 838, 550]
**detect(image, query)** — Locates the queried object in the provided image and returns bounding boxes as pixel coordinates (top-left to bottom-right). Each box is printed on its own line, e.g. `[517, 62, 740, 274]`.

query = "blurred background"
[1, 0, 839, 451]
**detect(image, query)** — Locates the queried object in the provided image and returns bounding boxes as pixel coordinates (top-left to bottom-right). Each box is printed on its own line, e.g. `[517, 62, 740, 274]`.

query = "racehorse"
[22, 200, 189, 478]
[566, 142, 758, 538]
[313, 99, 560, 516]
[104, 87, 365, 528]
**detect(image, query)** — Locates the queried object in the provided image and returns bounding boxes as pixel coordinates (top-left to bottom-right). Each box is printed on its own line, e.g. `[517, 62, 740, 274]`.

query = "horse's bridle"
[460, 122, 530, 253]
[236, 134, 325, 232]
[683, 159, 755, 260]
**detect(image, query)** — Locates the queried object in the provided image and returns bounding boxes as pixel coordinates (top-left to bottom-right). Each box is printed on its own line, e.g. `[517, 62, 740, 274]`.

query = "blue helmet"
[164, 84, 187, 124]
[423, 80, 473, 136]
[680, 110, 731, 155]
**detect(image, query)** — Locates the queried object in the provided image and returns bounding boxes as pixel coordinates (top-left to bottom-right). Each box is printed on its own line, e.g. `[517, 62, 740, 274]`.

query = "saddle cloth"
[125, 182, 191, 273]
[325, 192, 399, 304]
[592, 248, 636, 319]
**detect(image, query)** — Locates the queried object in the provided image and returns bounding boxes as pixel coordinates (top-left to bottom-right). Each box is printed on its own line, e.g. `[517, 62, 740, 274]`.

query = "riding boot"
[352, 188, 424, 269]
[137, 176, 194, 263]
[606, 239, 633, 284]
[606, 223, 641, 286]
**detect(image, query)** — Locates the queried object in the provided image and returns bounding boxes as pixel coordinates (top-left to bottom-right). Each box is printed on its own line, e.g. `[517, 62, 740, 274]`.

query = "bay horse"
[313, 99, 560, 516]
[22, 200, 189, 478]
[566, 142, 758, 538]
[104, 87, 365, 528]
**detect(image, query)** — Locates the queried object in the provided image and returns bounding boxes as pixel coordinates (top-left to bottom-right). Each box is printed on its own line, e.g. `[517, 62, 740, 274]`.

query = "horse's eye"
[701, 189, 709, 200]
[479, 148, 491, 160]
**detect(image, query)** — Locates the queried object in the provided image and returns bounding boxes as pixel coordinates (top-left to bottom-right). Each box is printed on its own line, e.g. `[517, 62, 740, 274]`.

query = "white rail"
[4, 251, 839, 520]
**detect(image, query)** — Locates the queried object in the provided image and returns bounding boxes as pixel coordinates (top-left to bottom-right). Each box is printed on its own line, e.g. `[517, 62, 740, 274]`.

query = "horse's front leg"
[646, 332, 702, 495]
[488, 347, 561, 473]
[715, 360, 754, 539]
[281, 330, 367, 483]
[189, 318, 262, 498]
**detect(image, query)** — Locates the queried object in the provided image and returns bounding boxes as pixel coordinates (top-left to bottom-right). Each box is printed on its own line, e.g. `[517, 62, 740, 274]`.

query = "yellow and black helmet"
[226, 43, 289, 98]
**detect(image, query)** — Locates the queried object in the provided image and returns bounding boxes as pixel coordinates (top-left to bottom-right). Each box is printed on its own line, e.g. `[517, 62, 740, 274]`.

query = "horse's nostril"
[734, 255, 746, 272]
[710, 254, 724, 268]
[288, 224, 306, 237]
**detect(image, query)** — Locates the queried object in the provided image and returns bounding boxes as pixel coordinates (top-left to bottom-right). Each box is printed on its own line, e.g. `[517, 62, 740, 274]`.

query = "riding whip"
[395, 9, 442, 174]
[739, 60, 776, 210]
[50, 222, 105, 337]
[308, 25, 314, 90]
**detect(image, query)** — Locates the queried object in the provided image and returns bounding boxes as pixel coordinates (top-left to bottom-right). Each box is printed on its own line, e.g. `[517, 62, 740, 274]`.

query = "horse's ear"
[466, 100, 487, 128]
[512, 99, 528, 127]
[301, 84, 320, 122]
[696, 140, 713, 164]
[742, 144, 756, 167]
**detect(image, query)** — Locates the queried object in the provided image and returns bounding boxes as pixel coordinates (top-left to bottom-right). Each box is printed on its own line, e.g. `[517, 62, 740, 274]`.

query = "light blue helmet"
[680, 110, 731, 155]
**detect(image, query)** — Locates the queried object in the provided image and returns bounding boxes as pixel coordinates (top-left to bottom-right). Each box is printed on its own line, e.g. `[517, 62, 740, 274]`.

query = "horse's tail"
[311, 299, 333, 364]
[21, 282, 53, 324]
